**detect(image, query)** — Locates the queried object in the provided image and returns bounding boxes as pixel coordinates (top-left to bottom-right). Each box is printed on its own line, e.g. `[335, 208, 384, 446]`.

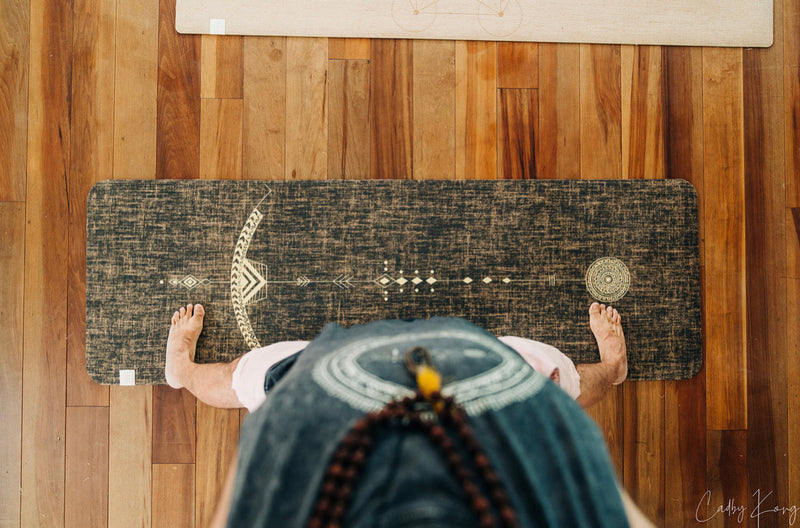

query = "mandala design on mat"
[585, 257, 630, 303]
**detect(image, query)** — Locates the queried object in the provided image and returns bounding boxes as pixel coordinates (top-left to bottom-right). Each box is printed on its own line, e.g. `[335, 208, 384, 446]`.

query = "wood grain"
[537, 43, 580, 179]
[201, 35, 243, 99]
[702, 47, 747, 431]
[152, 464, 194, 528]
[65, 407, 109, 528]
[580, 44, 622, 179]
[371, 39, 413, 179]
[109, 386, 153, 528]
[497, 42, 538, 89]
[705, 430, 748, 528]
[286, 37, 328, 180]
[200, 98, 243, 180]
[67, 0, 114, 406]
[328, 59, 370, 179]
[329, 38, 370, 60]
[412, 40, 455, 180]
[455, 41, 497, 179]
[113, 0, 159, 180]
[497, 89, 537, 179]
[664, 45, 707, 528]
[788, 278, 800, 512]
[0, 204, 24, 527]
[195, 404, 240, 528]
[157, 0, 200, 179]
[0, 0, 29, 201]
[21, 0, 71, 523]
[152, 387, 196, 464]
[786, 0, 800, 208]
[743, 7, 790, 516]
[243, 37, 285, 180]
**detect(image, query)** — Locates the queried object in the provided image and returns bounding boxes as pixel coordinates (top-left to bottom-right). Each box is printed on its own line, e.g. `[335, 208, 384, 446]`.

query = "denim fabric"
[228, 317, 629, 528]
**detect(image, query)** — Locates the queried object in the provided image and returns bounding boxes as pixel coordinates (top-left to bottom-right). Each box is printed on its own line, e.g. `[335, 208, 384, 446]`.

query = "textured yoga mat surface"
[86, 179, 701, 384]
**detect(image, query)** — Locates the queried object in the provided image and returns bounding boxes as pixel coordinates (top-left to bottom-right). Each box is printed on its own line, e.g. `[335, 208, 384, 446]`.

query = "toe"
[186, 303, 194, 316]
[171, 311, 179, 325]
[179, 307, 186, 318]
[589, 302, 601, 315]
[193, 304, 205, 318]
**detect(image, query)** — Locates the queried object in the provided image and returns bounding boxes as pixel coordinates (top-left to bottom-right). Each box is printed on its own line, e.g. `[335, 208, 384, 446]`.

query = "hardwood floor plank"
[743, 5, 791, 518]
[497, 89, 537, 180]
[788, 278, 800, 511]
[21, 0, 71, 523]
[412, 40, 455, 180]
[580, 44, 622, 179]
[371, 39, 413, 179]
[152, 464, 194, 528]
[113, 0, 158, 180]
[195, 404, 239, 528]
[786, 0, 800, 208]
[584, 386, 624, 477]
[328, 59, 370, 180]
[65, 407, 109, 528]
[702, 47, 747, 431]
[497, 42, 538, 89]
[200, 98, 243, 180]
[0, 204, 25, 527]
[621, 45, 666, 180]
[243, 36, 285, 180]
[286, 37, 328, 180]
[455, 40, 497, 180]
[329, 38, 370, 60]
[152, 387, 196, 464]
[67, 0, 115, 407]
[537, 43, 580, 179]
[156, 0, 200, 179]
[0, 0, 29, 201]
[664, 45, 707, 527]
[109, 386, 153, 528]
[705, 430, 748, 527]
[201, 35, 243, 99]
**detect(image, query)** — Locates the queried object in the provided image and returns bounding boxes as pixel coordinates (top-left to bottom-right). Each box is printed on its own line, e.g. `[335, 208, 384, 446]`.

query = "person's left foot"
[165, 303, 205, 389]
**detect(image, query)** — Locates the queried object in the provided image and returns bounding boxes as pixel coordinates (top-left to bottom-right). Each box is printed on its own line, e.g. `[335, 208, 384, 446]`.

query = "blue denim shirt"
[228, 317, 629, 527]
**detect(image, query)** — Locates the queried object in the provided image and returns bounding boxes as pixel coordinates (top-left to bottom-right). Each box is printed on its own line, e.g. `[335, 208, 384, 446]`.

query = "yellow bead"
[416, 365, 442, 397]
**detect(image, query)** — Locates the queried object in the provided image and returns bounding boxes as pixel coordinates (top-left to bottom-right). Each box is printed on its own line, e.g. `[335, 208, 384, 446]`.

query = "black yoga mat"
[86, 179, 701, 384]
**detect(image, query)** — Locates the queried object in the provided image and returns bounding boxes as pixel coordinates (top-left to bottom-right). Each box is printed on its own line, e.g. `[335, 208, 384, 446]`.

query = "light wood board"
[175, 0, 772, 47]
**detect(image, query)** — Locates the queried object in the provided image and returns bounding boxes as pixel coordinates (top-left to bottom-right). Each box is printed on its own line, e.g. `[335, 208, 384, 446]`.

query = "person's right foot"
[165, 303, 205, 389]
[589, 302, 628, 385]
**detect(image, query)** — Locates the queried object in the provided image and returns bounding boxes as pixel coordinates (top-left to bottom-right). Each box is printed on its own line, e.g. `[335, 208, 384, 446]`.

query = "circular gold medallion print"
[585, 257, 630, 303]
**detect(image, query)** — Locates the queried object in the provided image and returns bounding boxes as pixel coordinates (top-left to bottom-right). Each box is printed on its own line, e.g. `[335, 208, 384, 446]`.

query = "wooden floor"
[1, 0, 798, 526]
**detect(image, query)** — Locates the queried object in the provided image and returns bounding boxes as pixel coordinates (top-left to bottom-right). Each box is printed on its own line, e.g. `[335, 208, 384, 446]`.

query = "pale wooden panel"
[109, 386, 153, 528]
[0, 0, 29, 201]
[329, 38, 370, 60]
[412, 40, 455, 180]
[286, 37, 328, 180]
[65, 407, 109, 528]
[702, 47, 747, 431]
[786, 0, 800, 208]
[22, 0, 71, 523]
[704, 430, 747, 528]
[580, 44, 622, 180]
[497, 42, 538, 89]
[113, 0, 159, 180]
[537, 43, 580, 179]
[175, 0, 772, 47]
[152, 464, 194, 528]
[623, 382, 665, 525]
[157, 0, 201, 179]
[195, 404, 240, 528]
[370, 39, 413, 179]
[328, 60, 371, 180]
[201, 35, 243, 99]
[497, 89, 537, 180]
[455, 41, 497, 180]
[621, 46, 665, 180]
[663, 45, 707, 527]
[200, 98, 243, 180]
[68, 0, 114, 406]
[0, 204, 25, 527]
[744, 1, 789, 508]
[243, 36, 286, 180]
[152, 387, 196, 464]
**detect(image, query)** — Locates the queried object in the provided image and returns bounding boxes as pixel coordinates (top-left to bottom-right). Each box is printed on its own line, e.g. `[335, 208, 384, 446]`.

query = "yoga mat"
[86, 179, 701, 385]
[175, 0, 772, 47]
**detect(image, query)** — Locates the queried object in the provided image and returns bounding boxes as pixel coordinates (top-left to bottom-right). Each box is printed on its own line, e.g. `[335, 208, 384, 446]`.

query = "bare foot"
[589, 302, 627, 385]
[165, 303, 205, 389]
